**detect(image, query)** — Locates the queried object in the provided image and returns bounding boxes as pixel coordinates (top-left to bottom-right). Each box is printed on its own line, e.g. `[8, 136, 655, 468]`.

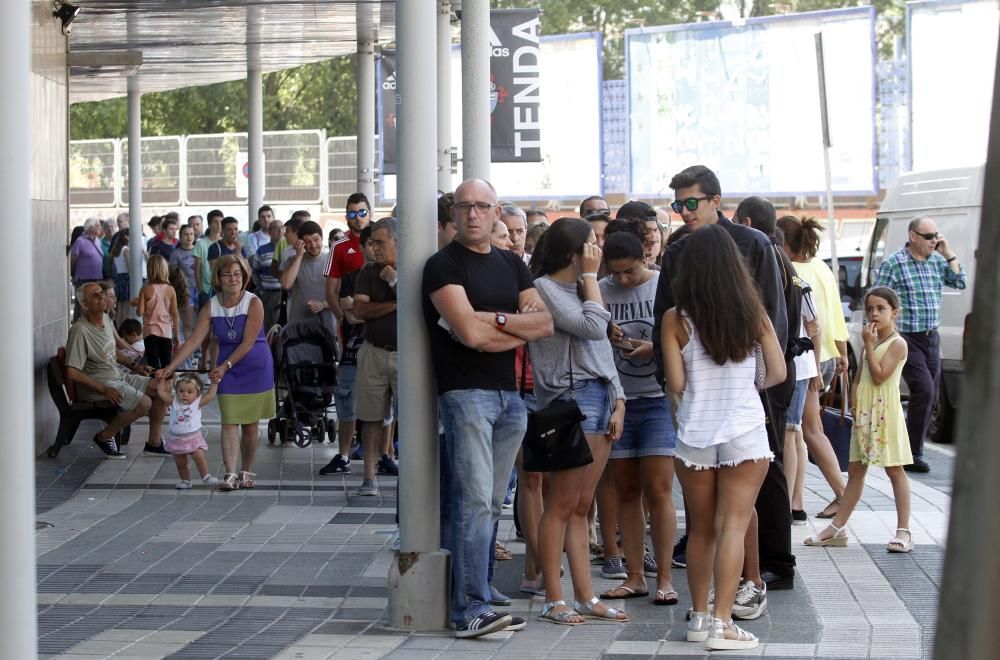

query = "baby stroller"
[267, 320, 339, 447]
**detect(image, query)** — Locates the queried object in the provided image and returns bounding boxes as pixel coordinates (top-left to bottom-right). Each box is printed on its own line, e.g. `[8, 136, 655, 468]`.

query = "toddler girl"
[804, 286, 913, 552]
[158, 374, 220, 489]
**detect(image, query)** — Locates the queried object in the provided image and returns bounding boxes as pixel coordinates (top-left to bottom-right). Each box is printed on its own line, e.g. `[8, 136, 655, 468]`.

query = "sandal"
[218, 473, 239, 492]
[887, 528, 913, 553]
[816, 498, 841, 519]
[600, 584, 648, 600]
[494, 542, 513, 561]
[654, 589, 679, 606]
[574, 596, 628, 622]
[538, 600, 584, 626]
[238, 471, 256, 489]
[804, 522, 848, 547]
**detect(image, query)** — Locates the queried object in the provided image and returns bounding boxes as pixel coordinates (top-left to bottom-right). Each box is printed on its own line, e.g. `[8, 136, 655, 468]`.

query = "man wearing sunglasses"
[325, 192, 372, 325]
[651, 165, 795, 592]
[580, 195, 611, 248]
[874, 216, 967, 473]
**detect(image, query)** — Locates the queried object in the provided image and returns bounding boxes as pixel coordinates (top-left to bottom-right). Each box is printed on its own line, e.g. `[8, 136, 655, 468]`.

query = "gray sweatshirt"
[529, 276, 625, 408]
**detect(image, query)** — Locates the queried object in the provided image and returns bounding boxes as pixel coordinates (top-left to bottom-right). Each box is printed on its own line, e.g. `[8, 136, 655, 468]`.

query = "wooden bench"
[45, 347, 130, 458]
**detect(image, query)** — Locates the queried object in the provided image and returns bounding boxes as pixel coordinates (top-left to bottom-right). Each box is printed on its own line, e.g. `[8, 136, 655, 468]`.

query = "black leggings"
[144, 335, 173, 369]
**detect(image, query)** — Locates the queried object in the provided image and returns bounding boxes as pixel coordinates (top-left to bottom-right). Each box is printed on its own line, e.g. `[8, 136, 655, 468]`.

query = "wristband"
[582, 272, 598, 279]
[946, 256, 957, 263]
[225, 359, 233, 369]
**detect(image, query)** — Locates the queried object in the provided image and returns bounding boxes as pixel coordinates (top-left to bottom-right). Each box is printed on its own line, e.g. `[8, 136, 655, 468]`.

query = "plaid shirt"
[874, 246, 967, 333]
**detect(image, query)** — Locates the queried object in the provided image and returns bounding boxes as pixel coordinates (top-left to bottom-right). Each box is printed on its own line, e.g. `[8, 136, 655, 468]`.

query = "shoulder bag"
[523, 339, 593, 473]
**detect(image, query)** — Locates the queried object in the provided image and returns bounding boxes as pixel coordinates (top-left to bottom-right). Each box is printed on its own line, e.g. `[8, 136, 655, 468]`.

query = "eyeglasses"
[220, 271, 243, 280]
[346, 208, 369, 220]
[914, 231, 940, 241]
[670, 196, 712, 214]
[454, 202, 497, 214]
[584, 210, 611, 221]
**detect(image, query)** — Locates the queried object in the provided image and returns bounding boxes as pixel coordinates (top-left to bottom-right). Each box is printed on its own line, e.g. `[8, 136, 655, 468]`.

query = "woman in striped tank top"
[660, 225, 786, 651]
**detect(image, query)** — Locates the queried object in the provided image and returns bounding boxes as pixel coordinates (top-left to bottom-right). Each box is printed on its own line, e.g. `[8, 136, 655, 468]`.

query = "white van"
[849, 165, 983, 443]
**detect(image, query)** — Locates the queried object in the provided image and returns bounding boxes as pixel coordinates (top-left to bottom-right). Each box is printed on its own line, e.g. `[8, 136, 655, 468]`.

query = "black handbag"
[819, 371, 852, 472]
[522, 340, 593, 473]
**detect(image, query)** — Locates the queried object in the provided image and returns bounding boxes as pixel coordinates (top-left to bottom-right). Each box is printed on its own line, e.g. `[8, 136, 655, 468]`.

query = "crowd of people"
[63, 162, 966, 648]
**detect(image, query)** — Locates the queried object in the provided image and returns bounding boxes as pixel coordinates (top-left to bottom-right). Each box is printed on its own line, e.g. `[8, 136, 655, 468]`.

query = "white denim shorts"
[674, 424, 773, 470]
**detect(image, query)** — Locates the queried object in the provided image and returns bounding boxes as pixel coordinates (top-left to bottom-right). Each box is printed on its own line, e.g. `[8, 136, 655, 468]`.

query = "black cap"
[616, 200, 657, 221]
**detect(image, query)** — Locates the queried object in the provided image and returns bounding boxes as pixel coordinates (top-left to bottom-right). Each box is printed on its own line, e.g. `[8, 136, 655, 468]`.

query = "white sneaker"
[202, 474, 220, 486]
[732, 580, 767, 620]
[176, 480, 192, 490]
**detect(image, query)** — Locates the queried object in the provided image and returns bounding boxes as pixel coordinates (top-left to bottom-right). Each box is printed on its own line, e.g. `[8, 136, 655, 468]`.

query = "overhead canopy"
[67, 0, 395, 103]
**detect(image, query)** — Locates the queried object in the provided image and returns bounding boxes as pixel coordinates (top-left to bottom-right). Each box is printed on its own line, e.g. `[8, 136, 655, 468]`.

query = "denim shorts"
[610, 396, 677, 459]
[556, 378, 611, 435]
[674, 424, 773, 470]
[786, 378, 810, 430]
[334, 363, 357, 423]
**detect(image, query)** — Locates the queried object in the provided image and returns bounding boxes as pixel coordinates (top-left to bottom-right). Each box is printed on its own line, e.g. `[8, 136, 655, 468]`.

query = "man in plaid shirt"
[875, 216, 967, 472]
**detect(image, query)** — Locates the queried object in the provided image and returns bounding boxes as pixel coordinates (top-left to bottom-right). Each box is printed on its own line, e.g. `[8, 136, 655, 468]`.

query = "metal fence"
[70, 139, 117, 207]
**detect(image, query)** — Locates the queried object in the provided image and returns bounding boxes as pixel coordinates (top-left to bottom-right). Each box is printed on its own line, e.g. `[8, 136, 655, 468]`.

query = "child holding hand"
[158, 374, 220, 490]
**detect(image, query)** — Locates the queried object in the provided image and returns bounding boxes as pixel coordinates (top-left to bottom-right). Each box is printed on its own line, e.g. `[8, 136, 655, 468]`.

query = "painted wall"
[32, 1, 69, 456]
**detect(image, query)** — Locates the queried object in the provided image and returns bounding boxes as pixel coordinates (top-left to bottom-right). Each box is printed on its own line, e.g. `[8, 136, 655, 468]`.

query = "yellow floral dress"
[850, 336, 913, 467]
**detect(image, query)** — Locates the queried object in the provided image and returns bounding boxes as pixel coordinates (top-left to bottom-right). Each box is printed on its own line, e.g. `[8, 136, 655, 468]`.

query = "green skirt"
[218, 390, 276, 426]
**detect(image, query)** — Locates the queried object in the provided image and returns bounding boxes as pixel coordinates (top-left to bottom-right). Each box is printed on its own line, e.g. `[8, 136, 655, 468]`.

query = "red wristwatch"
[495, 312, 508, 331]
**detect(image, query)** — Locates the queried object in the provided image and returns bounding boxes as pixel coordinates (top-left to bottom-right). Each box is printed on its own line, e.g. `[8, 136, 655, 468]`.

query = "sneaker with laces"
[175, 480, 192, 490]
[143, 442, 169, 455]
[455, 611, 511, 638]
[705, 617, 758, 650]
[643, 551, 658, 577]
[92, 433, 126, 460]
[319, 454, 351, 475]
[202, 474, 220, 486]
[732, 580, 767, 620]
[601, 555, 627, 579]
[376, 454, 398, 476]
[358, 479, 379, 496]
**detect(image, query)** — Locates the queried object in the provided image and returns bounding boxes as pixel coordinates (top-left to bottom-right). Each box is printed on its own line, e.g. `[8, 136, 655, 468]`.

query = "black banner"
[490, 8, 542, 163]
[378, 50, 397, 175]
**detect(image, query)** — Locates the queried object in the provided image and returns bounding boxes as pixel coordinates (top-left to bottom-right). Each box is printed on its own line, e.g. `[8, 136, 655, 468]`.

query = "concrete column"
[0, 1, 37, 655]
[388, 0, 450, 631]
[127, 76, 144, 299]
[460, 0, 490, 180]
[356, 3, 376, 201]
[437, 0, 453, 192]
[247, 9, 264, 226]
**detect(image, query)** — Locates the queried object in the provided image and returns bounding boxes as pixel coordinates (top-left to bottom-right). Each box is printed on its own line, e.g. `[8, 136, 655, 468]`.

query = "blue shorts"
[610, 396, 677, 459]
[334, 363, 357, 423]
[556, 378, 610, 435]
[786, 378, 810, 430]
[197, 290, 213, 310]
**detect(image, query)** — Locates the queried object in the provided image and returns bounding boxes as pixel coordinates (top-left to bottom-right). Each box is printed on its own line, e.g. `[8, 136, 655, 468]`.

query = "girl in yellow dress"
[804, 287, 913, 552]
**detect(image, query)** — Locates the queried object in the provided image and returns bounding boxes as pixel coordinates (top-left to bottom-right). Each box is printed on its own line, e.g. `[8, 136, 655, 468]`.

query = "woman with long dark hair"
[529, 218, 627, 626]
[661, 224, 786, 650]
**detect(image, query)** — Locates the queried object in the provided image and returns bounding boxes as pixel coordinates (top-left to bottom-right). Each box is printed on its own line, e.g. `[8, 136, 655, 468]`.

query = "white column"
[0, 1, 37, 655]
[356, 3, 376, 201]
[388, 0, 450, 631]
[460, 0, 490, 180]
[247, 9, 264, 226]
[127, 76, 143, 299]
[437, 0, 453, 192]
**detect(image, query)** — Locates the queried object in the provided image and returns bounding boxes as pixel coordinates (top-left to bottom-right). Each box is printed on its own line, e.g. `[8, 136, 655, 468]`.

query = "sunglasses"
[670, 196, 712, 214]
[584, 210, 611, 221]
[346, 208, 369, 220]
[914, 231, 939, 241]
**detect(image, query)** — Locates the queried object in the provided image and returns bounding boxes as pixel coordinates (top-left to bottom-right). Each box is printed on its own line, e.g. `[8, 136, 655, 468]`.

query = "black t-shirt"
[422, 242, 534, 393]
[339, 270, 365, 366]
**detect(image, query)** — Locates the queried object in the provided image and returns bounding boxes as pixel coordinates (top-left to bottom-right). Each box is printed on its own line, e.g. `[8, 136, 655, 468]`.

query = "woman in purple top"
[163, 254, 275, 492]
[70, 217, 106, 284]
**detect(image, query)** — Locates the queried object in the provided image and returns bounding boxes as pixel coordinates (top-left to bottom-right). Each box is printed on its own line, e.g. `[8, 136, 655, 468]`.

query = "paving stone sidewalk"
[35, 414, 951, 659]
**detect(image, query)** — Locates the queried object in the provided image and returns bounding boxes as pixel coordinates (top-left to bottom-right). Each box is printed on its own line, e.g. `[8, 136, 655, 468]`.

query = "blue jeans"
[439, 389, 526, 626]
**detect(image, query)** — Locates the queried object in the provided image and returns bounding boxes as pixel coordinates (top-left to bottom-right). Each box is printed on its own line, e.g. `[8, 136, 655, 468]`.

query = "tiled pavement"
[35, 410, 952, 659]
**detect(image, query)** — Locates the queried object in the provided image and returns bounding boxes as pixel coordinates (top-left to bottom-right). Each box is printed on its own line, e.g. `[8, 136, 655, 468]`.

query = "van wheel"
[929, 389, 955, 445]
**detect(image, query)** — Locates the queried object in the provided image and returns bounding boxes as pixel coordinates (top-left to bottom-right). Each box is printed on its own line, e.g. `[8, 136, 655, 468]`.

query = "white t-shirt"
[168, 397, 202, 436]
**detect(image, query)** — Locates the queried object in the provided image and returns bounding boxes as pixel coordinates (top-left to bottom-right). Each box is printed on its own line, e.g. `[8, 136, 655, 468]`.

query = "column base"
[387, 549, 451, 631]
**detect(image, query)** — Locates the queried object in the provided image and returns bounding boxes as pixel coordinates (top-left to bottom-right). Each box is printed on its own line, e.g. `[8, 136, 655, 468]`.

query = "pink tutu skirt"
[164, 430, 208, 455]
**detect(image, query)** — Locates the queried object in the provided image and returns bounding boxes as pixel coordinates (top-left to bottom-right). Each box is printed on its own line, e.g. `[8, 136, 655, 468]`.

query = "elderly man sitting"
[65, 282, 167, 459]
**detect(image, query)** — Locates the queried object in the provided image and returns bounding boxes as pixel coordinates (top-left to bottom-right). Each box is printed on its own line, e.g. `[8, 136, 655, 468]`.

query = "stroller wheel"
[293, 420, 313, 448]
[325, 418, 337, 443]
[313, 422, 326, 445]
[267, 419, 278, 445]
[277, 419, 290, 444]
